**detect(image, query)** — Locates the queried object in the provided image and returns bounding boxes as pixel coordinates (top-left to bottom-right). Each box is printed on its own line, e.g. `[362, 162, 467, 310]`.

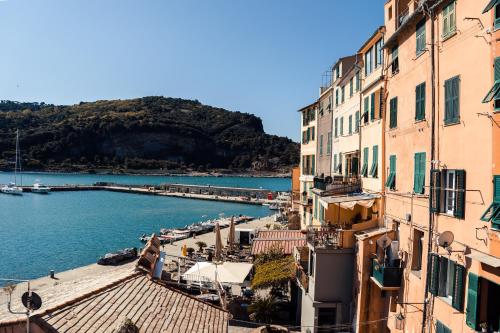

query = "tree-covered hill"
[0, 97, 299, 173]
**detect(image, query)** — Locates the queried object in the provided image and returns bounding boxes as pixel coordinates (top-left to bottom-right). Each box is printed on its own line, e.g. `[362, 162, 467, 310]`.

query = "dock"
[19, 182, 281, 206]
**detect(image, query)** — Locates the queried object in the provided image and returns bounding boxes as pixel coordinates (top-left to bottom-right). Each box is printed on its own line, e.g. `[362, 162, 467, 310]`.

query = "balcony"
[371, 258, 402, 290]
[313, 178, 361, 196]
[306, 225, 344, 249]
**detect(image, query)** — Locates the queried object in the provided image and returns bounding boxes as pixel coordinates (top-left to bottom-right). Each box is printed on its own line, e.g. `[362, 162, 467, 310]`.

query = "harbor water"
[0, 174, 288, 281]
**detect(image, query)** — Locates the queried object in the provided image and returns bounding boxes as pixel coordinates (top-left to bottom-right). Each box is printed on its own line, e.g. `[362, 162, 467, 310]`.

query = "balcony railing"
[306, 225, 344, 249]
[398, 8, 410, 28]
[371, 258, 403, 288]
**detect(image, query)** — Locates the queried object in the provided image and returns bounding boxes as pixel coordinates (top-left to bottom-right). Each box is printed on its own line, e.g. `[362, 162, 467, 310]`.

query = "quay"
[19, 182, 279, 206]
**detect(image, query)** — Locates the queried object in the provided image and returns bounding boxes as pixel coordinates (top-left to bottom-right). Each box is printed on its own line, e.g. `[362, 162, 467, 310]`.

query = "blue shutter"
[465, 273, 480, 330]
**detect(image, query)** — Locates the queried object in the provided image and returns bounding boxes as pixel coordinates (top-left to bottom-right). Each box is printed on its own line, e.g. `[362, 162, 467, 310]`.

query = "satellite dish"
[437, 231, 454, 248]
[21, 292, 42, 311]
[376, 234, 393, 249]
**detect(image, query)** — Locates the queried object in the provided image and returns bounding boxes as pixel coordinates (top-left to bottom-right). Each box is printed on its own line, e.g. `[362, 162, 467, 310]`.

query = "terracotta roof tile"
[251, 230, 306, 255]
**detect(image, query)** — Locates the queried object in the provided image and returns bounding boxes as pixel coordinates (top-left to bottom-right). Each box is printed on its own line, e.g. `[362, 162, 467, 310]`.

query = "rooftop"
[251, 230, 306, 255]
[1, 272, 229, 333]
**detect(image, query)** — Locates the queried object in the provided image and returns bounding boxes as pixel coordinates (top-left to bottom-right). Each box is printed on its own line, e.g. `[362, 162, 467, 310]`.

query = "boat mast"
[15, 129, 22, 186]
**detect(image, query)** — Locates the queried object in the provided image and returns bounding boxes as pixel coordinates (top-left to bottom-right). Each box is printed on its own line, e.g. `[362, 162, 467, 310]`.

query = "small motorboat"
[97, 248, 137, 265]
[32, 181, 51, 194]
[1, 183, 23, 195]
[268, 203, 280, 210]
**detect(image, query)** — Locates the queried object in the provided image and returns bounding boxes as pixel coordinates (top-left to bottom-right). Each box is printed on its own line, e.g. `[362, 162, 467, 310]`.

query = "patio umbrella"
[214, 222, 223, 261]
[182, 244, 187, 257]
[228, 216, 236, 251]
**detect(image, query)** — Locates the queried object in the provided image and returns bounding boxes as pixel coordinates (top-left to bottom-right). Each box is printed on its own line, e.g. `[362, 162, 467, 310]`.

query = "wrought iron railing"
[306, 225, 344, 248]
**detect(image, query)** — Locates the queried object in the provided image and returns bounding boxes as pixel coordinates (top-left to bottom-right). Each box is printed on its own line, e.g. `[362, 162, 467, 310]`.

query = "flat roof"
[319, 193, 381, 205]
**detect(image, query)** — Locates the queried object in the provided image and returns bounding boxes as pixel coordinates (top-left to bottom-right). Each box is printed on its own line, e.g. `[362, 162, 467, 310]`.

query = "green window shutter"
[361, 147, 369, 177]
[370, 145, 378, 177]
[340, 117, 344, 136]
[334, 154, 337, 171]
[430, 169, 441, 212]
[465, 273, 480, 330]
[436, 320, 451, 333]
[319, 135, 323, 156]
[494, 175, 500, 202]
[428, 253, 440, 296]
[452, 263, 465, 311]
[341, 86, 345, 103]
[364, 97, 369, 123]
[445, 76, 460, 124]
[495, 57, 500, 82]
[370, 93, 375, 121]
[312, 155, 315, 175]
[454, 170, 466, 219]
[414, 152, 426, 194]
[356, 72, 360, 91]
[452, 76, 460, 122]
[336, 89, 339, 106]
[416, 83, 426, 120]
[416, 19, 426, 55]
[350, 78, 354, 96]
[335, 118, 338, 137]
[355, 111, 360, 132]
[385, 155, 396, 189]
[349, 115, 352, 134]
[390, 97, 398, 128]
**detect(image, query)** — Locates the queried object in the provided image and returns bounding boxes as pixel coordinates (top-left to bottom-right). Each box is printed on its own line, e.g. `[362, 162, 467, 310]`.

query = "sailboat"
[1, 130, 23, 195]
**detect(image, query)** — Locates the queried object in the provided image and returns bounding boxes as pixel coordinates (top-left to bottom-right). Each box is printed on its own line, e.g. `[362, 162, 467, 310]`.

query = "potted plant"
[195, 241, 207, 253]
[186, 247, 195, 257]
[480, 322, 488, 333]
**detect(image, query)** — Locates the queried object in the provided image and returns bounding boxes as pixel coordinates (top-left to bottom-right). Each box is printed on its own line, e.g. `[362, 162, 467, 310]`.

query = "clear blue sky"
[0, 0, 384, 140]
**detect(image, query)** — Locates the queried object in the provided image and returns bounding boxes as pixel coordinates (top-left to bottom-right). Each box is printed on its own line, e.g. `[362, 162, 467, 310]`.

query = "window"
[328, 95, 332, 111]
[375, 39, 384, 68]
[334, 154, 338, 173]
[445, 170, 456, 215]
[311, 126, 315, 141]
[319, 135, 323, 156]
[480, 175, 500, 229]
[411, 229, 424, 274]
[428, 253, 465, 311]
[442, 1, 456, 38]
[334, 118, 338, 137]
[413, 152, 426, 194]
[355, 111, 360, 132]
[416, 82, 426, 121]
[340, 117, 344, 136]
[496, 4, 500, 30]
[391, 45, 399, 74]
[370, 93, 375, 121]
[338, 153, 342, 174]
[370, 145, 378, 177]
[317, 307, 337, 330]
[416, 19, 426, 56]
[361, 147, 369, 177]
[466, 273, 500, 331]
[365, 48, 373, 76]
[336, 89, 339, 106]
[430, 169, 465, 218]
[388, 5, 393, 21]
[341, 86, 345, 103]
[326, 132, 332, 156]
[386, 155, 396, 189]
[444, 76, 460, 124]
[356, 72, 361, 91]
[389, 97, 398, 128]
[436, 321, 452, 333]
[348, 115, 352, 134]
[311, 155, 315, 175]
[482, 57, 500, 110]
[363, 97, 369, 124]
[350, 78, 354, 97]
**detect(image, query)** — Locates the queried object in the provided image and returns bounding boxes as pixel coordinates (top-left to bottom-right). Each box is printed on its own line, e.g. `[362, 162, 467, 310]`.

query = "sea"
[0, 172, 290, 281]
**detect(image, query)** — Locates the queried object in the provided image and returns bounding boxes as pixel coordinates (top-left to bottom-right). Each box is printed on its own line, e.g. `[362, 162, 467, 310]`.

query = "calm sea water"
[0, 174, 287, 281]
[0, 172, 291, 191]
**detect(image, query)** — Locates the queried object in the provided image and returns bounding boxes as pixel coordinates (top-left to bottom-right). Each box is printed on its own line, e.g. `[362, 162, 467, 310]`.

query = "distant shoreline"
[0, 169, 292, 179]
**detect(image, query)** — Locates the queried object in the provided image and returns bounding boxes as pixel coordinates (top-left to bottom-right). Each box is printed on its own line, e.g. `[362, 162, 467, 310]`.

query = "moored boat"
[0, 182, 23, 195]
[32, 181, 51, 194]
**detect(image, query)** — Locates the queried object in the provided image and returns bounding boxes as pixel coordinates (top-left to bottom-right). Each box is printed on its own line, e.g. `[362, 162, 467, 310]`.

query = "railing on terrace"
[398, 8, 410, 28]
[371, 258, 403, 288]
[306, 225, 344, 249]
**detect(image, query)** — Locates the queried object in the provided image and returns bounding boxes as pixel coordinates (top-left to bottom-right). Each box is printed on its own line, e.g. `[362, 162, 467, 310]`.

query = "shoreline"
[0, 215, 278, 323]
[0, 170, 292, 179]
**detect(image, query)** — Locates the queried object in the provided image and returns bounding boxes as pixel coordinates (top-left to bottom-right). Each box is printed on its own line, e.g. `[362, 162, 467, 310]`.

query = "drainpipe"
[422, 3, 437, 333]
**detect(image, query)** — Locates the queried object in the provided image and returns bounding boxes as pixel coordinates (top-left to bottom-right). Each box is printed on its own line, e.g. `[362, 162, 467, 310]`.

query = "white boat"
[1, 130, 23, 196]
[32, 181, 51, 194]
[1, 182, 23, 195]
[268, 203, 280, 210]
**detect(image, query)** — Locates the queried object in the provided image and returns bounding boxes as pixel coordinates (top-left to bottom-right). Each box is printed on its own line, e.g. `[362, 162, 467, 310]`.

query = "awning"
[466, 250, 500, 268]
[340, 201, 357, 210]
[182, 262, 253, 284]
[483, 0, 499, 13]
[319, 193, 380, 208]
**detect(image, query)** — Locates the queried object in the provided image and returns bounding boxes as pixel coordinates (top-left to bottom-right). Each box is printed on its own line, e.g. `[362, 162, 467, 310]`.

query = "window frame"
[416, 19, 426, 56]
[444, 169, 456, 215]
[415, 82, 426, 121]
[442, 1, 457, 38]
[444, 76, 460, 125]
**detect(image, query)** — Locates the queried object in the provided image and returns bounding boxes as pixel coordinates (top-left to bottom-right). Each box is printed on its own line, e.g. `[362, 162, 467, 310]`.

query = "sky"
[0, 0, 385, 141]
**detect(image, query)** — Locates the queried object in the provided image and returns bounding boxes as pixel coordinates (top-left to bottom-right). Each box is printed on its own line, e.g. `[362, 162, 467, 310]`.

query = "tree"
[248, 295, 278, 325]
[195, 241, 207, 252]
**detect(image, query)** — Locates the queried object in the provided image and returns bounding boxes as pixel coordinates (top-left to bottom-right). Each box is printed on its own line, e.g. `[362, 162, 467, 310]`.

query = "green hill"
[0, 97, 299, 173]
